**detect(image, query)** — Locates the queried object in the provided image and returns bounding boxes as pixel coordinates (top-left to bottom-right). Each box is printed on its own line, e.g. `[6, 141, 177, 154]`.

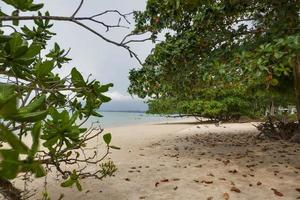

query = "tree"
[0, 0, 148, 199]
[129, 0, 299, 125]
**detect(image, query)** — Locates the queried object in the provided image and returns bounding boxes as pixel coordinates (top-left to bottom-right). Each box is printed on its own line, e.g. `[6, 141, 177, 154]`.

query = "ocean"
[84, 111, 175, 128]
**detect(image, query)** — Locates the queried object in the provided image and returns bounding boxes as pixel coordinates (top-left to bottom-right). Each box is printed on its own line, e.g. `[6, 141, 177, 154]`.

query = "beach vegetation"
[128, 0, 300, 140]
[0, 0, 147, 198]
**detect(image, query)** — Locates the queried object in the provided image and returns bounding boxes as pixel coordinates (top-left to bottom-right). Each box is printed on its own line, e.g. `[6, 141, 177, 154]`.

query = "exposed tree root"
[256, 116, 299, 142]
[0, 178, 21, 200]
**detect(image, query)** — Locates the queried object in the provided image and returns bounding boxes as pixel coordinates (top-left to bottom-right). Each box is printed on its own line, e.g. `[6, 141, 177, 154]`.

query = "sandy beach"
[18, 120, 300, 200]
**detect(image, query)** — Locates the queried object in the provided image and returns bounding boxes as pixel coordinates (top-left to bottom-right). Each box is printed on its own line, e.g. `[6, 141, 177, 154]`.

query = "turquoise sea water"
[84, 111, 174, 128]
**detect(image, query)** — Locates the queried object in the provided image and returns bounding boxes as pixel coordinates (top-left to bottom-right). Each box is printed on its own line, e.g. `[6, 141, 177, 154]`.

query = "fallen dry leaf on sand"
[223, 192, 230, 200]
[230, 187, 241, 193]
[207, 197, 213, 200]
[201, 180, 213, 184]
[257, 181, 262, 186]
[271, 188, 284, 197]
[228, 169, 238, 174]
[155, 179, 170, 187]
[223, 160, 230, 165]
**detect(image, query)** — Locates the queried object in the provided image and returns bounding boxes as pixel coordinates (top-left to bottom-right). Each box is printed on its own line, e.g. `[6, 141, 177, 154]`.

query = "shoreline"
[98, 115, 195, 129]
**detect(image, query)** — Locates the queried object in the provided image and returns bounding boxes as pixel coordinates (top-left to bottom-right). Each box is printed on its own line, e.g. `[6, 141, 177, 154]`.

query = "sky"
[1, 0, 153, 111]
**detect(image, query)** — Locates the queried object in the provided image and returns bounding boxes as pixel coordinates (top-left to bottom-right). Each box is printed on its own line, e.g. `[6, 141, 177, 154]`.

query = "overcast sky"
[2, 0, 152, 111]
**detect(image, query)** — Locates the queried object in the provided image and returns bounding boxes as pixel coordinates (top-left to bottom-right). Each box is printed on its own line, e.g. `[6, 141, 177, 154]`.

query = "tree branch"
[0, 14, 144, 64]
[71, 0, 84, 18]
[90, 10, 133, 24]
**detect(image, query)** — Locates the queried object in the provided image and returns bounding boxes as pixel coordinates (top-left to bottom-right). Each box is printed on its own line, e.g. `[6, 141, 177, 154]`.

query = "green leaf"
[0, 94, 17, 118]
[61, 170, 78, 188]
[0, 35, 11, 43]
[21, 43, 41, 58]
[0, 125, 29, 154]
[10, 110, 48, 122]
[103, 133, 111, 145]
[75, 180, 82, 191]
[8, 33, 25, 55]
[91, 111, 103, 117]
[0, 150, 20, 179]
[28, 3, 44, 11]
[42, 136, 59, 148]
[0, 83, 15, 103]
[19, 95, 46, 114]
[68, 111, 79, 126]
[71, 68, 86, 87]
[99, 94, 111, 103]
[14, 45, 28, 58]
[271, 78, 279, 86]
[48, 107, 60, 119]
[2, 0, 43, 11]
[61, 177, 75, 187]
[12, 10, 19, 26]
[32, 163, 46, 177]
[0, 83, 17, 117]
[30, 122, 41, 157]
[98, 83, 114, 93]
[35, 61, 54, 77]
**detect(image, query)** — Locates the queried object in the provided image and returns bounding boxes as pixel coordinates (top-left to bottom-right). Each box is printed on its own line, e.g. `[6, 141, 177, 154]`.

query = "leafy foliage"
[0, 0, 120, 198]
[129, 0, 300, 120]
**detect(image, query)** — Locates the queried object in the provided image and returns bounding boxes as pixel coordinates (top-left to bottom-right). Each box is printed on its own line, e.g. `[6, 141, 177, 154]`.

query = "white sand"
[14, 120, 300, 200]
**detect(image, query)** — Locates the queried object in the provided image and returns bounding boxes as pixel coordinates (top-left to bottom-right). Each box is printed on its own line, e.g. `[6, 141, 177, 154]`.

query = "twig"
[0, 14, 144, 64]
[71, 0, 84, 18]
[0, 24, 17, 32]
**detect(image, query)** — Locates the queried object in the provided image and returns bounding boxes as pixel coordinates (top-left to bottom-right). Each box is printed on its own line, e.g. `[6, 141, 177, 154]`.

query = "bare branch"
[90, 10, 133, 24]
[120, 32, 148, 44]
[88, 18, 129, 31]
[122, 37, 153, 45]
[0, 14, 144, 64]
[72, 0, 84, 18]
[0, 24, 17, 32]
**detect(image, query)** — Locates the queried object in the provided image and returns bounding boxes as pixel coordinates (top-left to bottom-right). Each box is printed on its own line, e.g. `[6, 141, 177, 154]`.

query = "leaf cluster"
[0, 0, 119, 197]
[129, 0, 300, 119]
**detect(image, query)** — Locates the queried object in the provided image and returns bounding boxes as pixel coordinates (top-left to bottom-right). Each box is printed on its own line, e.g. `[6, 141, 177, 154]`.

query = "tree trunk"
[0, 178, 21, 200]
[291, 52, 300, 143]
[270, 99, 275, 116]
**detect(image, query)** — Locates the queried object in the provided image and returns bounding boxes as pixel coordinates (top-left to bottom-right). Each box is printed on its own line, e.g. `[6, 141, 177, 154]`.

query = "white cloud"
[102, 91, 148, 111]
[0, 0, 152, 110]
[105, 91, 133, 101]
